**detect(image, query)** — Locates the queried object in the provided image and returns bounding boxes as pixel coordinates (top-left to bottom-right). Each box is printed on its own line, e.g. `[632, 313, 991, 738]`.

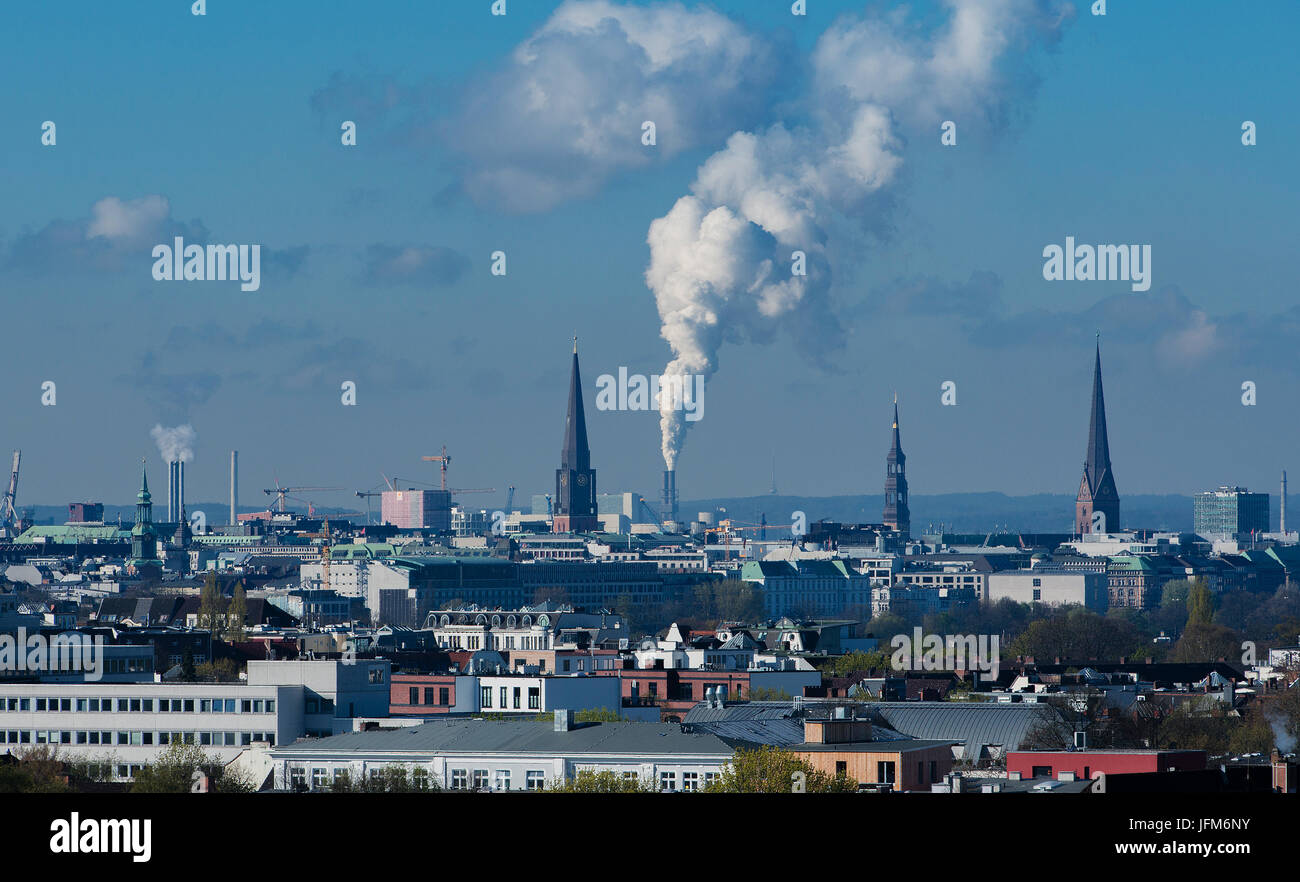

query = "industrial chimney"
[1283, 470, 1288, 535]
[230, 450, 239, 525]
[167, 461, 178, 522]
[661, 469, 678, 529]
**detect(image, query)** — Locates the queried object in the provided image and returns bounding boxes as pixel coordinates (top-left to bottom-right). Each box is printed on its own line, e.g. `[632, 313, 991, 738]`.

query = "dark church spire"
[883, 394, 910, 538]
[554, 338, 597, 533]
[1076, 338, 1120, 534]
[560, 336, 591, 472]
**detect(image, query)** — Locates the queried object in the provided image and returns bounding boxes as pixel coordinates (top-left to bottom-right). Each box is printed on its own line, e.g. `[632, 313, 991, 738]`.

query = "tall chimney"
[178, 461, 185, 522]
[230, 450, 239, 526]
[660, 469, 678, 528]
[1282, 470, 1288, 534]
[167, 461, 178, 522]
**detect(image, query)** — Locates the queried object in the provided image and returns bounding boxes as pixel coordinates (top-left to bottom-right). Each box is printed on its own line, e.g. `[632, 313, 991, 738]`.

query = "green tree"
[130, 741, 253, 793]
[830, 650, 891, 677]
[1186, 579, 1215, 628]
[199, 573, 225, 638]
[549, 770, 656, 792]
[180, 646, 196, 681]
[1, 745, 71, 793]
[227, 582, 248, 641]
[705, 745, 857, 793]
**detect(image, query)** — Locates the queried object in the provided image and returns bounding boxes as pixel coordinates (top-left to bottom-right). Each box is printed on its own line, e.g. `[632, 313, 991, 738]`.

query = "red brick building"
[1007, 749, 1206, 781]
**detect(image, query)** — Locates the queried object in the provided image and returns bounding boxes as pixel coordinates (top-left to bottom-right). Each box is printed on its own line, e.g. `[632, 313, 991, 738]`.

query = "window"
[527, 687, 540, 710]
[876, 761, 895, 785]
[480, 686, 492, 708]
[682, 772, 698, 792]
[495, 770, 511, 791]
[424, 688, 436, 705]
[472, 769, 489, 790]
[311, 768, 328, 789]
[450, 769, 468, 790]
[409, 688, 419, 705]
[513, 688, 521, 710]
[525, 771, 545, 791]
[929, 761, 938, 783]
[439, 687, 449, 706]
[835, 761, 847, 776]
[290, 768, 306, 789]
[500, 687, 508, 709]
[659, 771, 677, 792]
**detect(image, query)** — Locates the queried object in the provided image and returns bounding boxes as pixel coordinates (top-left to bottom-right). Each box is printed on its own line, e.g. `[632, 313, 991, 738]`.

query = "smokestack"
[178, 461, 185, 522]
[1283, 470, 1288, 534]
[661, 469, 678, 527]
[231, 450, 239, 526]
[167, 460, 178, 522]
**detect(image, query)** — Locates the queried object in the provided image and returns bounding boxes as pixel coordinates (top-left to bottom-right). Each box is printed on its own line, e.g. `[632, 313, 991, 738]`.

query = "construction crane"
[356, 490, 384, 524]
[0, 450, 19, 536]
[421, 446, 452, 491]
[262, 484, 344, 513]
[391, 477, 495, 496]
[301, 517, 333, 631]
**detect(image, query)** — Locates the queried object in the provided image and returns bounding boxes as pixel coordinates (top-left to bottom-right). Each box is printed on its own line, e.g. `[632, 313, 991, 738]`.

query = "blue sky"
[2, 0, 1298, 516]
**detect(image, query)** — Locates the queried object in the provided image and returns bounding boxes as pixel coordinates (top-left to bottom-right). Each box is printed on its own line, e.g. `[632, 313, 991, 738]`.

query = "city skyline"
[2, 1, 1297, 506]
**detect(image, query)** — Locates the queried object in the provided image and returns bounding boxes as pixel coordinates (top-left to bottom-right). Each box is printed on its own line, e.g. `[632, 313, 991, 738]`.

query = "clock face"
[576, 473, 588, 485]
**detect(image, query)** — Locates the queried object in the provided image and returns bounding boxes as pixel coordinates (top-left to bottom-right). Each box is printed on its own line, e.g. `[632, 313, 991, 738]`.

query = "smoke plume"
[150, 424, 197, 464]
[646, 0, 1073, 469]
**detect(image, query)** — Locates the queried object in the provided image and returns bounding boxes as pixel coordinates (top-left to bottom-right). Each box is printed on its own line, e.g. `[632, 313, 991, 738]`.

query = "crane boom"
[1, 450, 20, 533]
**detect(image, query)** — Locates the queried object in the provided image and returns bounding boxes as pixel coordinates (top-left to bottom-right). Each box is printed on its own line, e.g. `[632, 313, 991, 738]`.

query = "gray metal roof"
[277, 719, 753, 758]
[869, 702, 1057, 759]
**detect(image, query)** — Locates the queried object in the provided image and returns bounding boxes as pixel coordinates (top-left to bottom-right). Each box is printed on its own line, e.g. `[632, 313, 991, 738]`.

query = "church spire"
[554, 340, 597, 533]
[883, 396, 910, 538]
[1076, 339, 1120, 534]
[560, 343, 590, 471]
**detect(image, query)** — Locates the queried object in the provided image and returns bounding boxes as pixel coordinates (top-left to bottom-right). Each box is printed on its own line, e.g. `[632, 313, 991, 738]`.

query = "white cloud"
[86, 195, 172, 243]
[447, 0, 782, 212]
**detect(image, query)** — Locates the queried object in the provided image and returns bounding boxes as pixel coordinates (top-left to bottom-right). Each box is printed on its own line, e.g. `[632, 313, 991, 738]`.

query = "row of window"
[2, 730, 275, 746]
[0, 697, 275, 714]
[288, 765, 716, 792]
[479, 686, 540, 710]
[405, 687, 452, 706]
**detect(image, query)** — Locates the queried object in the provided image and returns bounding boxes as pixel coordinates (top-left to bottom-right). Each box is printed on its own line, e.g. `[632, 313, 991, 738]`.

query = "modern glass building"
[1193, 486, 1269, 536]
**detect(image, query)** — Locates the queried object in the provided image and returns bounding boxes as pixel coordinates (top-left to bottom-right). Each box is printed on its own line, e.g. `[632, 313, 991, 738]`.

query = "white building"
[985, 571, 1108, 612]
[0, 659, 389, 780]
[264, 712, 738, 792]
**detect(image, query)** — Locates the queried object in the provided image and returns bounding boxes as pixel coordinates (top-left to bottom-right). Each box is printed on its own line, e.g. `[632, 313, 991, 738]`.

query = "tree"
[1, 745, 71, 793]
[130, 741, 253, 793]
[549, 770, 655, 793]
[194, 658, 241, 682]
[1171, 623, 1241, 663]
[1186, 579, 1214, 628]
[199, 573, 225, 638]
[705, 745, 857, 793]
[329, 764, 438, 792]
[830, 650, 891, 677]
[227, 583, 248, 642]
[180, 646, 196, 681]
